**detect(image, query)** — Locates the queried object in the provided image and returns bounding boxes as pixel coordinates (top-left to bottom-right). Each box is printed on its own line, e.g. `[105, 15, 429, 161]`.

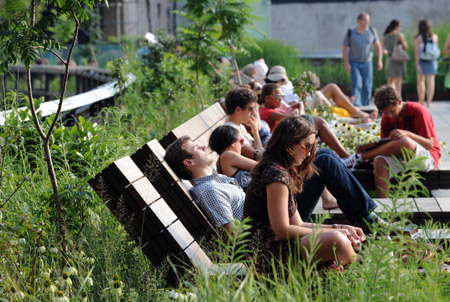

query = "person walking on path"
[342, 12, 383, 107]
[382, 19, 408, 95]
[414, 20, 439, 108]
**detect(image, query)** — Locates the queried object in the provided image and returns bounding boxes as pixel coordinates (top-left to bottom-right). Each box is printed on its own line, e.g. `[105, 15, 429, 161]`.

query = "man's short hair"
[164, 136, 193, 180]
[224, 87, 257, 115]
[357, 12, 369, 20]
[374, 85, 401, 110]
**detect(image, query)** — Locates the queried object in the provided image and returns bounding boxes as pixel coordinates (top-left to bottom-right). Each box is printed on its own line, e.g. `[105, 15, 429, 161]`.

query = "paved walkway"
[428, 100, 450, 162]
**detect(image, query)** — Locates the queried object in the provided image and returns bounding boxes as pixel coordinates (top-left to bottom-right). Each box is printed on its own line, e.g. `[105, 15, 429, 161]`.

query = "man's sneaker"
[341, 153, 362, 170]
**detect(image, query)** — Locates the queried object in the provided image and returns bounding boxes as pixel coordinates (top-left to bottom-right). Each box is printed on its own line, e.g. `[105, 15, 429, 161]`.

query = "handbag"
[419, 39, 441, 61]
[391, 44, 410, 62]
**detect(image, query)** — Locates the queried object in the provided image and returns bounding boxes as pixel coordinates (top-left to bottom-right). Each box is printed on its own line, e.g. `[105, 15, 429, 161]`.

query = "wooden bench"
[159, 102, 227, 149]
[312, 196, 450, 226]
[89, 154, 245, 286]
[89, 100, 450, 285]
[352, 161, 450, 193]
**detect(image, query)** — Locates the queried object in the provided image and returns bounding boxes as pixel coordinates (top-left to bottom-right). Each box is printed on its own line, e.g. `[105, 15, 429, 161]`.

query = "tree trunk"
[228, 41, 241, 85]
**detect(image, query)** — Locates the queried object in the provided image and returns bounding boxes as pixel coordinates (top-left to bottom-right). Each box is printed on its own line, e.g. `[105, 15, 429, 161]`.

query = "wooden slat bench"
[312, 196, 450, 225]
[159, 102, 227, 150]
[352, 162, 450, 193]
[89, 155, 245, 286]
[89, 100, 450, 285]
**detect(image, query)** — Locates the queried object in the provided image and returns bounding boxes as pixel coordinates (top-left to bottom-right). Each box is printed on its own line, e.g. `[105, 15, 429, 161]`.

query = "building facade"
[100, 0, 176, 39]
[270, 0, 450, 56]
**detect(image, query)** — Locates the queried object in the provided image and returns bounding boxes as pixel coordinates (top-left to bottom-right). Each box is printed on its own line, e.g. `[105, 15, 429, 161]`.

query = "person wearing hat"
[265, 65, 303, 111]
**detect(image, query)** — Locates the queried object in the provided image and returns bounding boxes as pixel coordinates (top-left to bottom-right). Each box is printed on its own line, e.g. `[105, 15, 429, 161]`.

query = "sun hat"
[265, 65, 288, 83]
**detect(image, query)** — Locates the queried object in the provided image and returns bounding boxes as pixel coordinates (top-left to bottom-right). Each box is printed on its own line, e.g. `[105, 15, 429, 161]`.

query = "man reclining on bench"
[342, 85, 441, 198]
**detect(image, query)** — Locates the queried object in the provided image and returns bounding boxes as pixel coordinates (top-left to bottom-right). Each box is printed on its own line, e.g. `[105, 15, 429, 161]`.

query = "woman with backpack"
[414, 20, 440, 107]
[382, 19, 408, 95]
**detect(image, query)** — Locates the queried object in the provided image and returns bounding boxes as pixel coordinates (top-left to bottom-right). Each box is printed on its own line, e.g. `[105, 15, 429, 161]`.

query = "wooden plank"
[436, 197, 450, 221]
[150, 199, 178, 228]
[108, 190, 143, 217]
[132, 209, 162, 244]
[109, 156, 144, 187]
[183, 241, 213, 270]
[141, 240, 166, 267]
[414, 197, 442, 223]
[102, 165, 126, 195]
[373, 198, 395, 213]
[127, 177, 161, 209]
[167, 220, 195, 251]
[88, 172, 116, 202]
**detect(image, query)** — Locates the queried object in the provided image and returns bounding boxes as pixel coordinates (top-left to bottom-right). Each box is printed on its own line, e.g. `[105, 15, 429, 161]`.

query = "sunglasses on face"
[273, 94, 285, 100]
[300, 143, 314, 154]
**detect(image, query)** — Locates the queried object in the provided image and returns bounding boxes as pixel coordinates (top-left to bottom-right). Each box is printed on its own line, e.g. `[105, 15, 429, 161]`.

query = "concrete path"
[428, 100, 450, 162]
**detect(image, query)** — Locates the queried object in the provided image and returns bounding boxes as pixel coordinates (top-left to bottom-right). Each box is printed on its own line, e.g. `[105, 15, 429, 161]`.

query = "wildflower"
[50, 247, 59, 254]
[39, 246, 46, 253]
[63, 265, 78, 276]
[53, 291, 70, 302]
[86, 276, 93, 286]
[18, 238, 26, 245]
[169, 290, 179, 300]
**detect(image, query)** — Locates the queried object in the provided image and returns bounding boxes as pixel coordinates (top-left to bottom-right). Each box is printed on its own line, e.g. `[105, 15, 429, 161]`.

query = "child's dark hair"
[209, 125, 240, 155]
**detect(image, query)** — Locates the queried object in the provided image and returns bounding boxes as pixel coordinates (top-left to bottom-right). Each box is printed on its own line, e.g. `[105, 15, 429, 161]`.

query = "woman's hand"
[340, 225, 365, 245]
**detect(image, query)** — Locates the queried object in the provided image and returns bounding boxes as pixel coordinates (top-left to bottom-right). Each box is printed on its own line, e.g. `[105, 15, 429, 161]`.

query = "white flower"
[50, 247, 59, 254]
[18, 238, 26, 245]
[63, 266, 78, 276]
[39, 246, 46, 253]
[169, 290, 179, 299]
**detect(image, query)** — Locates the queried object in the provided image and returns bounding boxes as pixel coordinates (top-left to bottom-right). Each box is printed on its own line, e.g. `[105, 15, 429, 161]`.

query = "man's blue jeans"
[296, 149, 377, 223]
[350, 60, 373, 106]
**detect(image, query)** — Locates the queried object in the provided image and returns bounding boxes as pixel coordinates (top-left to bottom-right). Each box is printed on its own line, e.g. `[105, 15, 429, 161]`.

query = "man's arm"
[389, 129, 434, 150]
[374, 40, 383, 71]
[342, 45, 351, 72]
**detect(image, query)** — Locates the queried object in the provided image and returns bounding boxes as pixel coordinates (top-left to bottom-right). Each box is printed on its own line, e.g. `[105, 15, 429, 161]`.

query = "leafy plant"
[0, 0, 107, 251]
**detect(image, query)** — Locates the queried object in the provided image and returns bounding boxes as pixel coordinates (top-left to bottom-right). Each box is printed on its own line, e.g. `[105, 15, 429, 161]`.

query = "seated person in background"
[259, 83, 352, 159]
[253, 58, 268, 85]
[164, 134, 383, 238]
[232, 63, 256, 86]
[244, 117, 376, 269]
[342, 85, 441, 197]
[264, 65, 305, 114]
[224, 87, 265, 160]
[228, 86, 343, 209]
[304, 72, 378, 124]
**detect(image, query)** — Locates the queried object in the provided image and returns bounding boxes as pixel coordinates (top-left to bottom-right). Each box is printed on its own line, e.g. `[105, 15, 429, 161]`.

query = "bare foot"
[427, 102, 432, 108]
[322, 189, 339, 210]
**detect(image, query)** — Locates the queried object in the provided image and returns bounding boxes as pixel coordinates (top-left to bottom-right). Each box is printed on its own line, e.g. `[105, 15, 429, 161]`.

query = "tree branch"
[36, 46, 66, 65]
[45, 6, 80, 141]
